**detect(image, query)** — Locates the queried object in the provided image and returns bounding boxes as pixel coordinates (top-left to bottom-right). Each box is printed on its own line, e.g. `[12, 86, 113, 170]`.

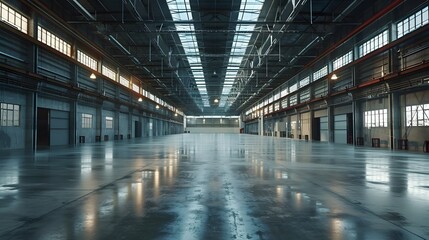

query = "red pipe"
[305, 0, 404, 68]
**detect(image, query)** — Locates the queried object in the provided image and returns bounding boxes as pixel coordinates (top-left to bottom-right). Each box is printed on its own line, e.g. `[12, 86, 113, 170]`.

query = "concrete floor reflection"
[1, 134, 428, 239]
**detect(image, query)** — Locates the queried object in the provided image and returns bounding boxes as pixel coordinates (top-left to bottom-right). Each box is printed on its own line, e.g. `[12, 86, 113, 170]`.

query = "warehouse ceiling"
[37, 0, 383, 115]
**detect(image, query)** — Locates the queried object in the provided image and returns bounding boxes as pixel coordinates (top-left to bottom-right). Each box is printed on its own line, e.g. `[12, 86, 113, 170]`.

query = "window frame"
[0, 102, 20, 127]
[81, 113, 93, 129]
[105, 116, 113, 129]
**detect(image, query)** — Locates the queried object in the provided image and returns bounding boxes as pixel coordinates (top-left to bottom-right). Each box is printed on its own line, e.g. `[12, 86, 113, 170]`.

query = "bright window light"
[359, 30, 389, 58]
[167, 0, 210, 106]
[37, 26, 71, 56]
[397, 6, 428, 38]
[119, 76, 130, 88]
[333, 51, 353, 71]
[102, 65, 116, 81]
[77, 50, 97, 71]
[221, 0, 264, 107]
[313, 65, 328, 81]
[0, 2, 27, 34]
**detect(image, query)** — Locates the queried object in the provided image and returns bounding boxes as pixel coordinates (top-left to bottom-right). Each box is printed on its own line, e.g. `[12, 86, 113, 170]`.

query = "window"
[364, 109, 388, 128]
[132, 82, 139, 93]
[313, 65, 328, 81]
[280, 87, 289, 98]
[105, 116, 113, 129]
[77, 50, 97, 71]
[37, 26, 71, 56]
[274, 102, 280, 111]
[359, 30, 389, 57]
[0, 2, 27, 33]
[333, 51, 353, 70]
[281, 98, 288, 109]
[289, 82, 298, 92]
[274, 92, 280, 101]
[81, 113, 92, 128]
[406, 104, 429, 127]
[1, 103, 20, 126]
[289, 94, 297, 106]
[102, 65, 116, 80]
[299, 76, 310, 88]
[119, 76, 130, 88]
[397, 6, 429, 38]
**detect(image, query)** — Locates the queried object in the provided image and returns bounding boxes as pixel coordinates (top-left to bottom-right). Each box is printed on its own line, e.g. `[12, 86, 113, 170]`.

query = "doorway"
[347, 113, 353, 144]
[312, 117, 321, 141]
[135, 121, 142, 138]
[37, 108, 50, 148]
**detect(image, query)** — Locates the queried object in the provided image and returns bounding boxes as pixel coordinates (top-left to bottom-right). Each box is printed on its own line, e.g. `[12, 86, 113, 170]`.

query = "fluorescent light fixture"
[90, 73, 96, 79]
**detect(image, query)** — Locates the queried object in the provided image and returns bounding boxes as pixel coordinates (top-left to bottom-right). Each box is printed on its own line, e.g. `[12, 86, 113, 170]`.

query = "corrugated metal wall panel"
[314, 80, 327, 98]
[103, 81, 116, 98]
[38, 49, 71, 82]
[0, 29, 28, 69]
[356, 54, 387, 82]
[77, 67, 97, 91]
[299, 88, 310, 103]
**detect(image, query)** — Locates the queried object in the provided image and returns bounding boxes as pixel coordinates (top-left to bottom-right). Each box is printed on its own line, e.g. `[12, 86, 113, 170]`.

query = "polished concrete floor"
[1, 134, 428, 240]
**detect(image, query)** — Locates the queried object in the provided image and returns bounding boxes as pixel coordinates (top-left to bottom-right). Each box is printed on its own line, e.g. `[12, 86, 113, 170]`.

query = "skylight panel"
[220, 0, 264, 107]
[167, 0, 210, 107]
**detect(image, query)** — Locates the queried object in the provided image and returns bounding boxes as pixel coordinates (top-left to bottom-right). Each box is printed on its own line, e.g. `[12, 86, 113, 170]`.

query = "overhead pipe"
[66, 0, 95, 21]
[289, 35, 321, 65]
[108, 35, 131, 55]
[333, 0, 363, 22]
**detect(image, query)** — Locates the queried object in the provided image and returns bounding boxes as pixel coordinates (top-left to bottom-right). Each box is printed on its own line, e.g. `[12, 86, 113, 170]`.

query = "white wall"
[186, 127, 240, 134]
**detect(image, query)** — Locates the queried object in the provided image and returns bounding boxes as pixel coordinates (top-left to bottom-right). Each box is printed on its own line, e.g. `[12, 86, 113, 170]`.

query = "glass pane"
[423, 7, 428, 24]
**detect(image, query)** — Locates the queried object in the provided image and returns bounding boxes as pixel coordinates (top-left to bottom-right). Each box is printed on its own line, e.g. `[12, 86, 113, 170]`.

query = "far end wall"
[185, 127, 240, 133]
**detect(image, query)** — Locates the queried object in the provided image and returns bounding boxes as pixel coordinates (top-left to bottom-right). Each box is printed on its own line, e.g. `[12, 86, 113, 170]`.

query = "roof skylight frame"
[167, 0, 210, 107]
[220, 0, 265, 107]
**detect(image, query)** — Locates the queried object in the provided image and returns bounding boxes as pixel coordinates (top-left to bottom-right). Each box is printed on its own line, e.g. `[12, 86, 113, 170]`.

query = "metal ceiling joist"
[66, 0, 96, 21]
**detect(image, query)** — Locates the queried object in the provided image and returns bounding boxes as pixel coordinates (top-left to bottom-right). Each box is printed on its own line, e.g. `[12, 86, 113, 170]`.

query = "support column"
[286, 115, 291, 138]
[70, 101, 77, 145]
[114, 109, 120, 139]
[28, 29, 38, 151]
[128, 111, 132, 139]
[309, 109, 314, 141]
[96, 106, 102, 142]
[70, 64, 78, 146]
[389, 92, 401, 149]
[352, 100, 362, 145]
[27, 92, 37, 151]
[259, 116, 264, 136]
[328, 105, 334, 143]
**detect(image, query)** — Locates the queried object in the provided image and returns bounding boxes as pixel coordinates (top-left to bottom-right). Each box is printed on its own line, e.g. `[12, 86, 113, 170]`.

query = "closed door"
[320, 117, 328, 142]
[334, 114, 347, 144]
[50, 110, 69, 146]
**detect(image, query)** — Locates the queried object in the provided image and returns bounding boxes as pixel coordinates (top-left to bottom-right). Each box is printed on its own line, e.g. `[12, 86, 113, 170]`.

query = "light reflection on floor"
[0, 134, 428, 239]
